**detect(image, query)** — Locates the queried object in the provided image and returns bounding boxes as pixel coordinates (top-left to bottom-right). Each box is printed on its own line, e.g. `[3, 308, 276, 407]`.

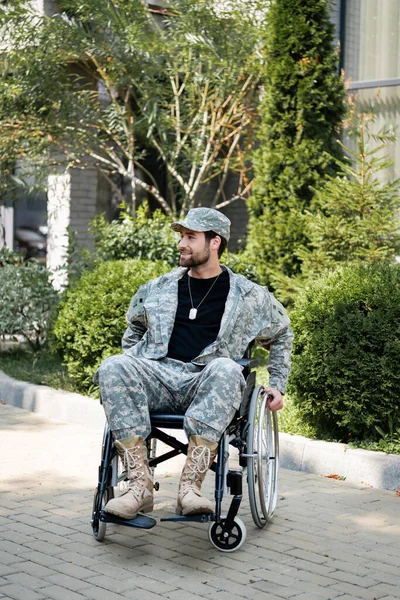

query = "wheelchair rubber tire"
[92, 486, 114, 542]
[246, 385, 279, 528]
[208, 517, 246, 552]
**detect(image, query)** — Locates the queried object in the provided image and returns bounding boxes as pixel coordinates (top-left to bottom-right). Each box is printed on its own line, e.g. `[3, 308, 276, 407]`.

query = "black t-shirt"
[167, 270, 230, 362]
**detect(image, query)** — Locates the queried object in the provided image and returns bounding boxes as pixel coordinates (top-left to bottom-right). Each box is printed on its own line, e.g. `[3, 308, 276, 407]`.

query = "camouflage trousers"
[97, 355, 245, 443]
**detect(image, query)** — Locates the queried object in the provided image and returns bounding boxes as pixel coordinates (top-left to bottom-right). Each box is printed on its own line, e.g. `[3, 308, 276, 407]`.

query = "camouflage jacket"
[122, 266, 294, 393]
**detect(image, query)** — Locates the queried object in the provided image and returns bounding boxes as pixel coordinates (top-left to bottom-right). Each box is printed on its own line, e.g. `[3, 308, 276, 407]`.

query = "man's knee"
[99, 354, 123, 373]
[100, 353, 146, 376]
[97, 354, 145, 390]
[97, 354, 126, 382]
[204, 357, 243, 382]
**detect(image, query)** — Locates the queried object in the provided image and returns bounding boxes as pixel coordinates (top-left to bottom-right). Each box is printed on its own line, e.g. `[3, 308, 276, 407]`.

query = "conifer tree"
[246, 0, 346, 286]
[269, 106, 400, 306]
[299, 112, 400, 275]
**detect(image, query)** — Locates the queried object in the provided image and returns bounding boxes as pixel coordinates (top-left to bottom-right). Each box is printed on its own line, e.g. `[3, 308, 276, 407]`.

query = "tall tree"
[0, 0, 263, 217]
[245, 0, 346, 286]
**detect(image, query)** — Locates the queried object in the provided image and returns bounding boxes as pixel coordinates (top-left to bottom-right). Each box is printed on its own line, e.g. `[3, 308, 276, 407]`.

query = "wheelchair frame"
[91, 355, 279, 552]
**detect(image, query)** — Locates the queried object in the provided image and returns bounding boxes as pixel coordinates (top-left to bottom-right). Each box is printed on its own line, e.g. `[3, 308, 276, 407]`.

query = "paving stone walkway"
[0, 404, 399, 600]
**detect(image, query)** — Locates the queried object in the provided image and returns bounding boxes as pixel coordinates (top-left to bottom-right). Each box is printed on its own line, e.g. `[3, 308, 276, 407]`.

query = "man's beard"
[179, 246, 211, 268]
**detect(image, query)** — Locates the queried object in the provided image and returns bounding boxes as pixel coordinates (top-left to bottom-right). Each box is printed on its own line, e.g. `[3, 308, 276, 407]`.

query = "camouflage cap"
[171, 207, 231, 242]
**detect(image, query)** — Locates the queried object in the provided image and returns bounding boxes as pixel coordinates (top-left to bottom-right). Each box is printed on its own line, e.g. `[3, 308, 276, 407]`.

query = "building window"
[344, 0, 400, 84]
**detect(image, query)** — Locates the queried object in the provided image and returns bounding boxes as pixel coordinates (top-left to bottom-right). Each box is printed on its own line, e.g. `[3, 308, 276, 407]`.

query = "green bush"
[0, 264, 60, 350]
[288, 263, 400, 443]
[223, 251, 259, 282]
[90, 203, 179, 267]
[52, 258, 169, 393]
[0, 246, 24, 266]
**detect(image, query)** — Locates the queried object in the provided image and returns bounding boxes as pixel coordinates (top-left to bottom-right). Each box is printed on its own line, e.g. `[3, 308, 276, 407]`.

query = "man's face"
[178, 229, 211, 268]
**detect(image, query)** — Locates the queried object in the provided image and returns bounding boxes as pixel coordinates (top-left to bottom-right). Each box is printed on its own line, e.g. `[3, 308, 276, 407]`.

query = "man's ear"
[210, 235, 221, 251]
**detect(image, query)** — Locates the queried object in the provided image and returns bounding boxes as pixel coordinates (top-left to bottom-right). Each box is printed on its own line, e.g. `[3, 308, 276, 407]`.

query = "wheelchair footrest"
[161, 513, 214, 524]
[100, 511, 157, 529]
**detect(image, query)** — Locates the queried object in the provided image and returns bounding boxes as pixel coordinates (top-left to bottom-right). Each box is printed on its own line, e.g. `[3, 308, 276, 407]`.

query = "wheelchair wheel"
[208, 517, 246, 552]
[246, 385, 279, 528]
[92, 485, 114, 541]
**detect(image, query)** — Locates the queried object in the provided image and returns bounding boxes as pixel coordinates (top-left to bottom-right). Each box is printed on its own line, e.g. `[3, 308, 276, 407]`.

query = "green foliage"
[222, 251, 259, 282]
[0, 0, 263, 214]
[254, 345, 318, 439]
[348, 427, 400, 455]
[65, 229, 96, 284]
[0, 264, 60, 350]
[52, 258, 169, 393]
[0, 246, 24, 266]
[246, 0, 346, 286]
[299, 112, 400, 274]
[288, 263, 400, 443]
[91, 203, 179, 266]
[0, 348, 73, 391]
[271, 110, 400, 305]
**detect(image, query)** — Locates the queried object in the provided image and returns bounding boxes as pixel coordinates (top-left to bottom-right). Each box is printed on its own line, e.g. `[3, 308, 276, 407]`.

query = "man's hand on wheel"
[264, 387, 284, 411]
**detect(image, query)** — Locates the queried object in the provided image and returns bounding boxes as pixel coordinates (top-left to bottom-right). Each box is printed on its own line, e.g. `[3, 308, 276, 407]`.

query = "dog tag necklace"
[188, 272, 222, 320]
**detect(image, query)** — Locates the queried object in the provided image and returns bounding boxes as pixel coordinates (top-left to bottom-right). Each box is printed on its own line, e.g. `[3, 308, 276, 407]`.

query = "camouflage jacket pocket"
[143, 297, 162, 344]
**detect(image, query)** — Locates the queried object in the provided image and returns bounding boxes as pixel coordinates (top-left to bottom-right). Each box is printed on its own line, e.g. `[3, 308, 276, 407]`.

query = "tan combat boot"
[104, 436, 154, 520]
[176, 435, 218, 516]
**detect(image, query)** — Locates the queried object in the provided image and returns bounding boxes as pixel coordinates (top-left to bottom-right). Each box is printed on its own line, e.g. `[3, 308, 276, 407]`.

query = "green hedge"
[52, 258, 169, 393]
[288, 263, 400, 443]
[0, 264, 59, 350]
[90, 204, 179, 266]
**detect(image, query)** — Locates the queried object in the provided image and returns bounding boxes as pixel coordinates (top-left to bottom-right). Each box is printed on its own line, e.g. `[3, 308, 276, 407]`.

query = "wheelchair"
[91, 351, 279, 552]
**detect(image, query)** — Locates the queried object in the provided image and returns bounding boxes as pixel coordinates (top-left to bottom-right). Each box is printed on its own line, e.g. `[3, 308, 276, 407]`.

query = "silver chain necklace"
[187, 272, 222, 320]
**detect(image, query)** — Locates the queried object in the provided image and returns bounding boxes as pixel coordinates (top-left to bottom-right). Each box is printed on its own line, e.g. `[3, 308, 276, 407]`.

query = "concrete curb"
[279, 432, 400, 492]
[1, 370, 399, 491]
[0, 370, 104, 430]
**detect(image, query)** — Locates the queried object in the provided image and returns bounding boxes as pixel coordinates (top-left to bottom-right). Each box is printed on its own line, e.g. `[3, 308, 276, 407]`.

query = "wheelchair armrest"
[236, 358, 258, 369]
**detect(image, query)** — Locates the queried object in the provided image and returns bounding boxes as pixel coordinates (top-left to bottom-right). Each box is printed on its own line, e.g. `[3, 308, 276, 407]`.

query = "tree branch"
[132, 176, 172, 215]
[214, 181, 253, 209]
[96, 167, 125, 204]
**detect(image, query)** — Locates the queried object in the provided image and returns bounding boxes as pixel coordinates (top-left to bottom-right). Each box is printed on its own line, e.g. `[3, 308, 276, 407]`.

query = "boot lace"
[122, 446, 142, 474]
[115, 441, 147, 499]
[181, 445, 214, 494]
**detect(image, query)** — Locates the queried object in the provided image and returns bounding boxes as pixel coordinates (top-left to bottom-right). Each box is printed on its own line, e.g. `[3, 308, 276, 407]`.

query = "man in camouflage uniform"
[98, 207, 293, 520]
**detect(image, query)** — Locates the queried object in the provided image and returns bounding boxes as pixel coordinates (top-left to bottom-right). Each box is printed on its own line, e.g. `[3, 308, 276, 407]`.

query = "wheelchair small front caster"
[91, 486, 114, 542]
[208, 517, 246, 552]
